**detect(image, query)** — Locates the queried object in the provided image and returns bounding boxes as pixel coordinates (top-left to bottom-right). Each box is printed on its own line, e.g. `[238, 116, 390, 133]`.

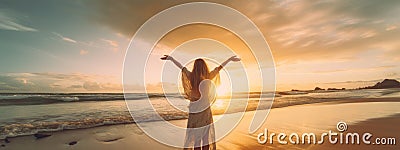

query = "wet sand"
[1, 99, 399, 150]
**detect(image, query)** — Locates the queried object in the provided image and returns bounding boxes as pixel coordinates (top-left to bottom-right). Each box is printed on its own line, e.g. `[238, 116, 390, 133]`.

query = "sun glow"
[213, 99, 225, 109]
[216, 69, 232, 96]
[216, 85, 229, 96]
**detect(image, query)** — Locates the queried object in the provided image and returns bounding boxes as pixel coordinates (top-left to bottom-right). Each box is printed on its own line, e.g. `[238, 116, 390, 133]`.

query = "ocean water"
[0, 89, 399, 139]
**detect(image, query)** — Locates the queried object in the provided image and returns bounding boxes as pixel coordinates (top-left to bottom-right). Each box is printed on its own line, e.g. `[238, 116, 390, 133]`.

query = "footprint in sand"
[68, 141, 78, 145]
[94, 131, 124, 143]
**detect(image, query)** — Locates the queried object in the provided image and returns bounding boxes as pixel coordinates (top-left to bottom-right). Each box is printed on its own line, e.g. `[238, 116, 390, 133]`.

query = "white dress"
[182, 66, 222, 150]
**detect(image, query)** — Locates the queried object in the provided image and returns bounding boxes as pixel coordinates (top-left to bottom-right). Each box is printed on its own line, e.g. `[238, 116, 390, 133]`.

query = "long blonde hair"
[182, 58, 220, 100]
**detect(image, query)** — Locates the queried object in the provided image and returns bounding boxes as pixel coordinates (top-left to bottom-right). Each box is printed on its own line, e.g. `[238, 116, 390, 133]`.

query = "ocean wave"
[0, 93, 178, 106]
[0, 111, 191, 140]
[0, 92, 275, 106]
[278, 91, 308, 95]
[0, 116, 132, 139]
[0, 98, 272, 139]
[1, 89, 398, 139]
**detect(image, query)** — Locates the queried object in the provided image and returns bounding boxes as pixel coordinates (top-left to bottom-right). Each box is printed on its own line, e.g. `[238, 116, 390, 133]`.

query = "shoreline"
[269, 97, 400, 109]
[1, 97, 399, 140]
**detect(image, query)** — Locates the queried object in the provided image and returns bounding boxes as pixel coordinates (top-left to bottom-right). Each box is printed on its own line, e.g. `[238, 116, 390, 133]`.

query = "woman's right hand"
[160, 55, 173, 60]
[161, 55, 184, 69]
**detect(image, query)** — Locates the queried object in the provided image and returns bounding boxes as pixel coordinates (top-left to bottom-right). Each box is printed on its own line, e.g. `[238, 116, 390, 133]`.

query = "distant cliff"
[362, 79, 400, 89]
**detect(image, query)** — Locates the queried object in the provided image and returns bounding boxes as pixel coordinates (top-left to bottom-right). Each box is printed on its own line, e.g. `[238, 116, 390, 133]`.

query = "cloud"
[0, 11, 37, 31]
[51, 33, 123, 54]
[78, 0, 400, 91]
[80, 49, 89, 55]
[53, 32, 77, 43]
[85, 0, 400, 63]
[0, 73, 122, 93]
[83, 81, 102, 91]
[0, 73, 178, 93]
[312, 65, 396, 74]
[68, 85, 83, 89]
[101, 39, 119, 52]
[386, 25, 397, 31]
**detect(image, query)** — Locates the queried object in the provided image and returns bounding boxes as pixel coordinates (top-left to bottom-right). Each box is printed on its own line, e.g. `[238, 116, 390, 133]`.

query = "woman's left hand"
[229, 56, 241, 62]
[160, 55, 173, 60]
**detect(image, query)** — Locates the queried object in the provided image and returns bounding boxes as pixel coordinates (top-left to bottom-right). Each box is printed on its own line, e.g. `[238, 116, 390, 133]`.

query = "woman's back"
[181, 59, 222, 101]
[160, 55, 240, 150]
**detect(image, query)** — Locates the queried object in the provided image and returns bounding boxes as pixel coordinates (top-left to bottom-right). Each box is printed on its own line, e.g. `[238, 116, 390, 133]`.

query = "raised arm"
[160, 55, 184, 69]
[209, 56, 241, 79]
[221, 55, 241, 67]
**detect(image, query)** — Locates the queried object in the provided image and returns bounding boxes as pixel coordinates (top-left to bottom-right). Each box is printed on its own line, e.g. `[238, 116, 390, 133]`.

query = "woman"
[161, 55, 240, 150]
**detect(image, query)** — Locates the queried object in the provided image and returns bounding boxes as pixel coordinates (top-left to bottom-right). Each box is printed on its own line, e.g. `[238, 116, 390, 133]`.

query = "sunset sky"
[0, 0, 399, 93]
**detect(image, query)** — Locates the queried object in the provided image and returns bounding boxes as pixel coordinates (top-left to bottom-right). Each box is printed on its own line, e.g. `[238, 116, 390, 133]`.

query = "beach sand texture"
[1, 99, 399, 150]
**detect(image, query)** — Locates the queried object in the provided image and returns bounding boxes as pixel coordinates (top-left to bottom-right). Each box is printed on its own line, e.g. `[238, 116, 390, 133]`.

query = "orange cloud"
[102, 39, 119, 52]
[80, 49, 89, 55]
[53, 32, 77, 43]
[85, 0, 400, 91]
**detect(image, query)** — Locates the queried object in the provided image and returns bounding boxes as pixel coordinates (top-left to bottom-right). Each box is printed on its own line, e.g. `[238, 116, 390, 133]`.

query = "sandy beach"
[1, 0, 399, 150]
[1, 98, 399, 150]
